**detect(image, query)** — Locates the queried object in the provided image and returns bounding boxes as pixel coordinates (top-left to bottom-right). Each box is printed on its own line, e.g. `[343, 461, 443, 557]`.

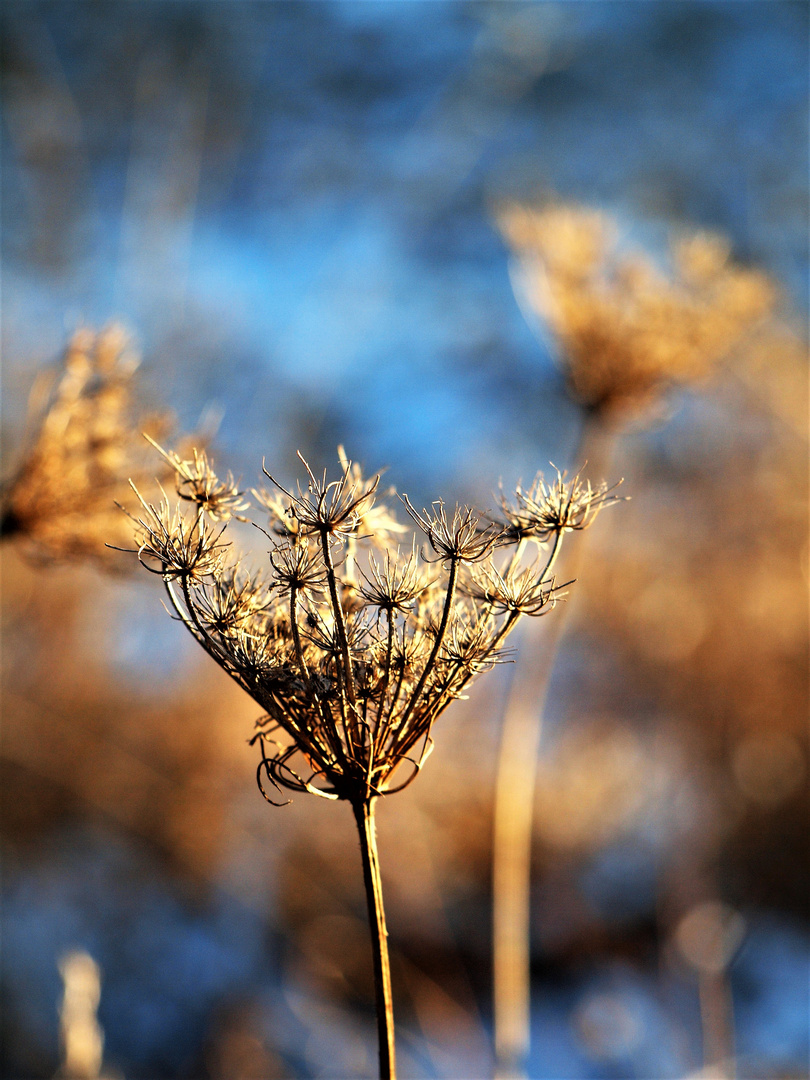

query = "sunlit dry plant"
[499, 202, 775, 420]
[494, 467, 623, 548]
[146, 436, 249, 522]
[121, 443, 616, 1079]
[0, 326, 192, 568]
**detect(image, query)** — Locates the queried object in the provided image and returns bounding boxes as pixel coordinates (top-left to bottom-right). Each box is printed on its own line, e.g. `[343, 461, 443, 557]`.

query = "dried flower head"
[495, 467, 624, 545]
[1, 327, 196, 568]
[122, 484, 229, 581]
[123, 446, 617, 808]
[146, 437, 249, 521]
[268, 538, 328, 594]
[192, 567, 272, 638]
[465, 561, 567, 617]
[358, 545, 427, 615]
[499, 202, 775, 420]
[262, 451, 380, 540]
[400, 497, 503, 564]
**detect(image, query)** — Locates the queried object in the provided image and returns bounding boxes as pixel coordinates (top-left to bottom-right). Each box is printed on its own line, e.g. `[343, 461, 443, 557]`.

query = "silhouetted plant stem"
[353, 796, 396, 1080]
[492, 411, 615, 1079]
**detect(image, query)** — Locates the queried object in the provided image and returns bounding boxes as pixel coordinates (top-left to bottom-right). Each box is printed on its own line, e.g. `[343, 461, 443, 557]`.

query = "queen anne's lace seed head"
[194, 569, 273, 637]
[495, 467, 624, 542]
[121, 446, 620, 807]
[262, 451, 380, 539]
[465, 561, 566, 617]
[269, 540, 327, 594]
[358, 546, 427, 614]
[400, 497, 503, 564]
[124, 484, 229, 581]
[146, 437, 249, 522]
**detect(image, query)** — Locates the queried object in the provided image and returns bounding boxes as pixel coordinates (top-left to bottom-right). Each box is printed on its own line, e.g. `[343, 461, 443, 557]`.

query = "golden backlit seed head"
[122, 447, 620, 806]
[123, 484, 229, 581]
[262, 451, 380, 539]
[146, 437, 249, 521]
[193, 568, 273, 637]
[465, 561, 566, 617]
[269, 539, 328, 593]
[400, 497, 503, 563]
[495, 468, 624, 541]
[358, 546, 427, 613]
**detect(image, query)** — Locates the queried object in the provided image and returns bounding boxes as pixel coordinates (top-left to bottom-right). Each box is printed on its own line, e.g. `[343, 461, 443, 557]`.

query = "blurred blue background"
[2, 3, 808, 1078]
[3, 1, 807, 488]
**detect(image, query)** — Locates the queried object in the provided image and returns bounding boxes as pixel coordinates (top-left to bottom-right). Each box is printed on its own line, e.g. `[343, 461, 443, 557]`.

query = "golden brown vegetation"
[1, 327, 185, 568]
[499, 202, 775, 421]
[491, 199, 799, 1079]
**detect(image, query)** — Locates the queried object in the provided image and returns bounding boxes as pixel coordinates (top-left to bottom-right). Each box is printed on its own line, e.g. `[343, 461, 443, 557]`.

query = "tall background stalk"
[492, 413, 614, 1077]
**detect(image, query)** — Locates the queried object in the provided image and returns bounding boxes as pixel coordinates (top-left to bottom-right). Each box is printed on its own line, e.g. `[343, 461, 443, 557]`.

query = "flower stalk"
[119, 444, 619, 1074]
[491, 202, 774, 1077]
[353, 797, 396, 1080]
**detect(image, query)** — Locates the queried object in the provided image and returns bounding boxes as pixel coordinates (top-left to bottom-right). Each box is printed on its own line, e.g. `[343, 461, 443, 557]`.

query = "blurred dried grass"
[0, 543, 258, 883]
[500, 202, 775, 421]
[1, 327, 195, 570]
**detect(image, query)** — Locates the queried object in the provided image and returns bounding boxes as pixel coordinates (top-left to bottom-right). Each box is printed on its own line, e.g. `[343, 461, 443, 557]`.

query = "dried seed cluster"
[125, 447, 620, 806]
[499, 202, 774, 419]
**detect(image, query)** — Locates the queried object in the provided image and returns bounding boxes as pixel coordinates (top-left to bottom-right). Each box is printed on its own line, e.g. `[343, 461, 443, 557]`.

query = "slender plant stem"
[289, 583, 310, 681]
[353, 797, 397, 1080]
[492, 413, 615, 1078]
[397, 554, 459, 729]
[320, 526, 357, 706]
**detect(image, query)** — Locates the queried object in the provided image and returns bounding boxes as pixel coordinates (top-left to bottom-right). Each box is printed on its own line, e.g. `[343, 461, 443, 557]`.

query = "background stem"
[492, 412, 615, 1078]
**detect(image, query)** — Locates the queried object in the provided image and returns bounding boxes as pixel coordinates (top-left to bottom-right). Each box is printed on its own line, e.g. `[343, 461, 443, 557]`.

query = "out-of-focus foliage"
[1, 327, 188, 569]
[500, 203, 775, 420]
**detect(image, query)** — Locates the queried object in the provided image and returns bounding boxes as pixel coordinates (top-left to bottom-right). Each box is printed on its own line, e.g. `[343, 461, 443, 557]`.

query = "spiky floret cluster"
[494, 468, 624, 546]
[124, 447, 618, 807]
[499, 202, 775, 420]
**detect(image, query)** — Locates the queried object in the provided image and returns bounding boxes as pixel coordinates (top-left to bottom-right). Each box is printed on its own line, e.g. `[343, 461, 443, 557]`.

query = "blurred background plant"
[499, 203, 775, 424]
[1, 2, 807, 1078]
[0, 325, 201, 569]
[490, 202, 780, 1079]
